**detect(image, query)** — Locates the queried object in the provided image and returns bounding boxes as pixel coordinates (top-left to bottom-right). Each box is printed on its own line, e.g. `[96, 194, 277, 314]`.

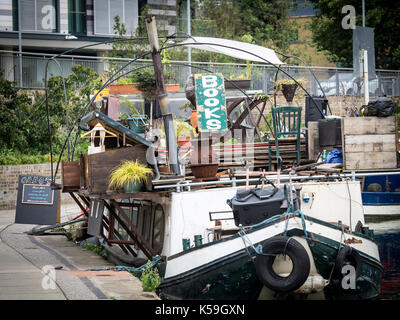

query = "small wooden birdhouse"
[81, 123, 117, 155]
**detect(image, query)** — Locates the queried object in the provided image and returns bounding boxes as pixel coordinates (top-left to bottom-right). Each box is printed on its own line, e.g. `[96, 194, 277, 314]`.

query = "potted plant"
[225, 61, 252, 90]
[109, 68, 180, 96]
[180, 102, 198, 128]
[109, 160, 153, 193]
[175, 119, 193, 146]
[119, 97, 148, 133]
[274, 78, 305, 104]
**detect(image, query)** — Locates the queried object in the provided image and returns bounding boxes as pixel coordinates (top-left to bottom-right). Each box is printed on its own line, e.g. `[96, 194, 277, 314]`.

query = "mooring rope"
[88, 255, 162, 276]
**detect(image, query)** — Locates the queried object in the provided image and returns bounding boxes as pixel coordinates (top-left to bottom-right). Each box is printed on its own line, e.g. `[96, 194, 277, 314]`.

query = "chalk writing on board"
[20, 175, 51, 185]
[21, 184, 54, 205]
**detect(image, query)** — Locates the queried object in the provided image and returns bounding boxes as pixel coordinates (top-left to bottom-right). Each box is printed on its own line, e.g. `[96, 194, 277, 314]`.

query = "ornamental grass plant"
[109, 160, 153, 190]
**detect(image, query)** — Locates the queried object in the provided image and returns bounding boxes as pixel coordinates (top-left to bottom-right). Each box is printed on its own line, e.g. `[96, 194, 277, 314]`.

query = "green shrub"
[140, 261, 162, 292]
[83, 242, 106, 258]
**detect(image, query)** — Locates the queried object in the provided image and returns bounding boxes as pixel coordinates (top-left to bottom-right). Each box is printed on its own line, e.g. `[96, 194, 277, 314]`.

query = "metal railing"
[1, 50, 399, 97]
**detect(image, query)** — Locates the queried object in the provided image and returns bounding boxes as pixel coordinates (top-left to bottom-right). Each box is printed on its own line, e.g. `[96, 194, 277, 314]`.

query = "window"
[13, 0, 59, 33]
[93, 0, 138, 36]
[112, 201, 165, 254]
[152, 204, 165, 254]
[68, 0, 86, 35]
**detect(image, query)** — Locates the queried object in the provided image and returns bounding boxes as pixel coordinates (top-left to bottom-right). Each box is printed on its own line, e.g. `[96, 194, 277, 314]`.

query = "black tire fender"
[255, 236, 310, 293]
[334, 245, 362, 279]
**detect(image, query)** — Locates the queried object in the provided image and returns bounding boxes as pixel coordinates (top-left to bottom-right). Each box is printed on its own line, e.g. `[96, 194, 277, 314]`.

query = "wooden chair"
[268, 106, 302, 171]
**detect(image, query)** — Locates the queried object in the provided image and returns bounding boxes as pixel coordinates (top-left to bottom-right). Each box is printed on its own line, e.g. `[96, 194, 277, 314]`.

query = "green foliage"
[196, 0, 298, 54]
[309, 0, 400, 69]
[140, 261, 162, 292]
[0, 65, 100, 165]
[216, 138, 240, 145]
[109, 160, 154, 189]
[174, 119, 193, 137]
[83, 242, 106, 258]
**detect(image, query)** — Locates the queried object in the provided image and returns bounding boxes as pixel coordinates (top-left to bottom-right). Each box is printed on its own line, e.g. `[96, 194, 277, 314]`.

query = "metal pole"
[187, 0, 192, 76]
[145, 16, 181, 175]
[17, 0, 22, 87]
[362, 0, 365, 27]
[363, 49, 369, 105]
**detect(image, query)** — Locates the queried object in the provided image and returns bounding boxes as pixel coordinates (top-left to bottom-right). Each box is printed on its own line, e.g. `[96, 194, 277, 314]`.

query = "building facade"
[0, 0, 178, 83]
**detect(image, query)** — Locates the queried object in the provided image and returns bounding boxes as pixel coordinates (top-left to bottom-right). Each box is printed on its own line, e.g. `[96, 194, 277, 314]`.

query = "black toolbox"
[228, 187, 299, 227]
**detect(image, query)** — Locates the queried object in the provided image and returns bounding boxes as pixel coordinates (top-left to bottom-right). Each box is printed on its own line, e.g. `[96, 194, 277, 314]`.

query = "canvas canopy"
[179, 37, 284, 65]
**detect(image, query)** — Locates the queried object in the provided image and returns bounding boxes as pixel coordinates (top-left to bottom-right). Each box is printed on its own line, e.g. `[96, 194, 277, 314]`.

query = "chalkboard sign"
[22, 184, 54, 205]
[15, 175, 60, 225]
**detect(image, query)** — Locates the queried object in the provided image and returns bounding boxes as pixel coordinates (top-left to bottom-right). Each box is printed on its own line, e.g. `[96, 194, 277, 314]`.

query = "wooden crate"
[61, 161, 81, 192]
[342, 116, 398, 170]
[83, 145, 148, 194]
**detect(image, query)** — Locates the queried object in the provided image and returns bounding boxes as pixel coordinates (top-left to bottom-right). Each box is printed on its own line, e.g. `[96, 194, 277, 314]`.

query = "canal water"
[365, 217, 400, 299]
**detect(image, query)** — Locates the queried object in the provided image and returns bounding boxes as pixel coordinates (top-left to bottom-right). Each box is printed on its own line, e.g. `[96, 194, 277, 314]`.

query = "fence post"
[335, 69, 340, 96]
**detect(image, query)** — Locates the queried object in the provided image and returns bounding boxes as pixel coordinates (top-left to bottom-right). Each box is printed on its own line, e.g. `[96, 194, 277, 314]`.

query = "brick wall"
[0, 163, 74, 210]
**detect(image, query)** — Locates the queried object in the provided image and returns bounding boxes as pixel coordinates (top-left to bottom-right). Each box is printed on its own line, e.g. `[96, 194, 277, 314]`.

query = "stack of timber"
[213, 139, 306, 169]
[156, 139, 306, 170]
[341, 116, 398, 171]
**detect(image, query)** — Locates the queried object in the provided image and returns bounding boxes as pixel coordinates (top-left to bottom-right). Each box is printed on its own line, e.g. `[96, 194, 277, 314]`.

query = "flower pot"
[109, 83, 180, 95]
[225, 79, 251, 90]
[190, 110, 198, 128]
[177, 136, 191, 146]
[281, 83, 298, 103]
[189, 163, 219, 179]
[127, 116, 147, 134]
[158, 166, 169, 173]
[123, 181, 143, 193]
[109, 84, 142, 95]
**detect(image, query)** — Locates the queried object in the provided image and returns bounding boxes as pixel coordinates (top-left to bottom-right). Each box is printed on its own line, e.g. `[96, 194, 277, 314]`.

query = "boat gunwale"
[161, 229, 383, 287]
[167, 213, 379, 262]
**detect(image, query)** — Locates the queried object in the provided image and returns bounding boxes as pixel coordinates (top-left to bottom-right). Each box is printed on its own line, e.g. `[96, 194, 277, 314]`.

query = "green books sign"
[194, 73, 227, 132]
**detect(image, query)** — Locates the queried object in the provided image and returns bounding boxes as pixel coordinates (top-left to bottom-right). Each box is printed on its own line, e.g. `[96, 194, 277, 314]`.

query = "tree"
[0, 65, 101, 164]
[197, 0, 298, 52]
[309, 0, 400, 69]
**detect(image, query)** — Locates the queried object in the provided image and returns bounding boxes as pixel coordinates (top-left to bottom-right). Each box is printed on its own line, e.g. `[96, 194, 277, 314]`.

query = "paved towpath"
[0, 208, 158, 300]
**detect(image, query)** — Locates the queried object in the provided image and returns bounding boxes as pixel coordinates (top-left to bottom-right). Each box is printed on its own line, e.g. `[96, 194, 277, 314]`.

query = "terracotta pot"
[189, 163, 219, 179]
[190, 110, 198, 128]
[177, 136, 191, 146]
[158, 166, 169, 173]
[109, 83, 180, 95]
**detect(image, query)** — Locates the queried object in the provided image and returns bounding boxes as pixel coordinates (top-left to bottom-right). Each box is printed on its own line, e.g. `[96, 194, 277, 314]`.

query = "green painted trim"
[161, 229, 382, 300]
[168, 212, 378, 261]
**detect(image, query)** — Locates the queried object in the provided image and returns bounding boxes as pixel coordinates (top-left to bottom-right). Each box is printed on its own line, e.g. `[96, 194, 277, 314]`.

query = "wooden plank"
[344, 152, 397, 170]
[342, 116, 396, 135]
[345, 134, 397, 153]
[307, 121, 319, 161]
[87, 145, 147, 194]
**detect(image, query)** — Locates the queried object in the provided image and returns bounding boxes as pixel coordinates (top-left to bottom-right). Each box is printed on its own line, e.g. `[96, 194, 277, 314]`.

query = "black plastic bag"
[362, 97, 394, 117]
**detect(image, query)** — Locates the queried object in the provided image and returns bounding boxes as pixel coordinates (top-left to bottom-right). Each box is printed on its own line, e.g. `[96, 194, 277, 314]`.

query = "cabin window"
[140, 204, 153, 243]
[114, 200, 139, 242]
[110, 201, 164, 254]
[152, 204, 165, 254]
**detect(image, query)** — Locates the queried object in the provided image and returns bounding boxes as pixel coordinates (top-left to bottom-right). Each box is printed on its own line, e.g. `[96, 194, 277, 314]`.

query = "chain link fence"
[1, 50, 399, 97]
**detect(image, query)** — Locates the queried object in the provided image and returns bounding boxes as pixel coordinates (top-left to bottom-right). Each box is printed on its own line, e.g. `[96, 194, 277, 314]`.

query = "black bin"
[228, 187, 299, 227]
[318, 118, 342, 147]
